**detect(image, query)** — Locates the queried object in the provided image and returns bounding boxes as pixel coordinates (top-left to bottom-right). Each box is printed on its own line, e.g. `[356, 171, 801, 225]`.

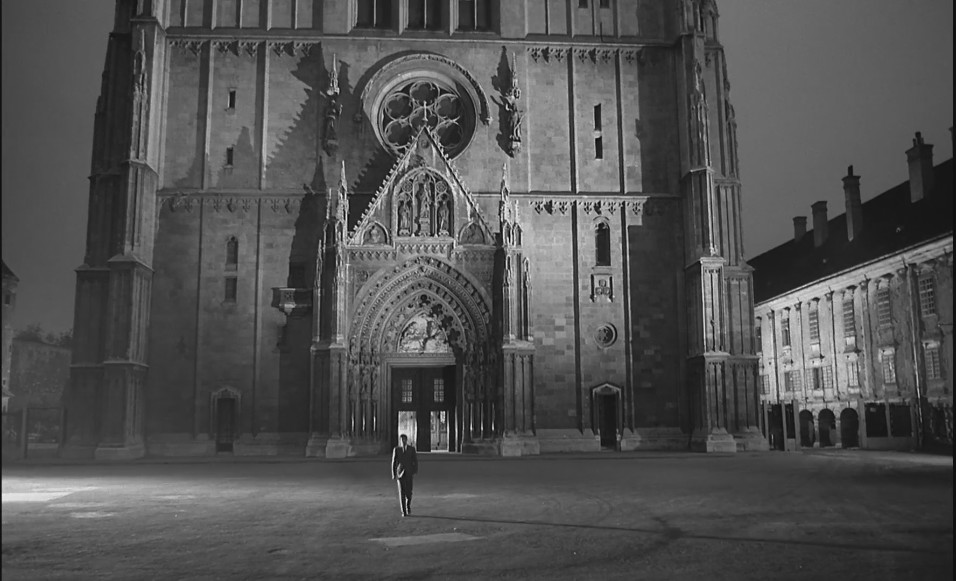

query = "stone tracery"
[379, 79, 469, 157]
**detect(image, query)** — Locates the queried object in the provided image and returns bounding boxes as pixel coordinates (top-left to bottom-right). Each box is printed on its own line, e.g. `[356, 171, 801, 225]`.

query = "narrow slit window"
[226, 147, 235, 166]
[225, 277, 238, 302]
[842, 297, 855, 338]
[846, 361, 859, 387]
[595, 222, 611, 266]
[877, 287, 891, 327]
[925, 346, 942, 380]
[433, 378, 445, 403]
[593, 104, 602, 131]
[881, 351, 897, 384]
[227, 89, 237, 109]
[594, 137, 603, 159]
[225, 236, 238, 268]
[918, 275, 936, 316]
[808, 307, 820, 343]
[781, 317, 791, 347]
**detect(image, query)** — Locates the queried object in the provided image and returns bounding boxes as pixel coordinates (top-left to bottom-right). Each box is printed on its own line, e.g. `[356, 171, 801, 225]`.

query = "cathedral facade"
[66, 0, 765, 459]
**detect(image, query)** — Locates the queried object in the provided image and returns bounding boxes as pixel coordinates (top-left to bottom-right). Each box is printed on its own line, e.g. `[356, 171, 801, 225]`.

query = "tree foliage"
[14, 324, 72, 347]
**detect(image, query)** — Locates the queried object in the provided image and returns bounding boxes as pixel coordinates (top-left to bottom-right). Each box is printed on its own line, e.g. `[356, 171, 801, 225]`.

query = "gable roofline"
[348, 127, 495, 246]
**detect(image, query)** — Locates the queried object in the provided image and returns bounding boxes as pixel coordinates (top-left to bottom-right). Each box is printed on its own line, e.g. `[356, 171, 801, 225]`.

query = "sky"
[1, 1, 953, 335]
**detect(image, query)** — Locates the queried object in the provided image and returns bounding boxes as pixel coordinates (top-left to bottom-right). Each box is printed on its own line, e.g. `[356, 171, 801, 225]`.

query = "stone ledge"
[536, 429, 601, 453]
[620, 427, 689, 451]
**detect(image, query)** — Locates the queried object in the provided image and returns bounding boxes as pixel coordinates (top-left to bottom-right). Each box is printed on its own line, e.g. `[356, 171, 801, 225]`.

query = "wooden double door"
[392, 366, 456, 452]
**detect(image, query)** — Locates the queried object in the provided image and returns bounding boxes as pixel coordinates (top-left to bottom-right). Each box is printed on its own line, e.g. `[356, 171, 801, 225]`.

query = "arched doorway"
[591, 383, 621, 450]
[348, 257, 494, 453]
[840, 408, 860, 448]
[768, 404, 785, 451]
[818, 409, 836, 447]
[799, 410, 815, 448]
[210, 387, 240, 453]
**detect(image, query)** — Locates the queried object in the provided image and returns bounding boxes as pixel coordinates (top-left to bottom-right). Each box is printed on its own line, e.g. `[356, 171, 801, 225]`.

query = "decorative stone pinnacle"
[328, 54, 339, 97]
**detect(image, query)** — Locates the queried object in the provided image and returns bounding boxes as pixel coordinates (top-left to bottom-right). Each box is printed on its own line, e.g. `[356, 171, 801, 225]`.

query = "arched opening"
[350, 257, 493, 454]
[799, 410, 815, 447]
[225, 236, 238, 268]
[210, 387, 240, 453]
[591, 383, 621, 450]
[768, 404, 785, 451]
[818, 409, 836, 448]
[595, 222, 611, 266]
[840, 408, 860, 448]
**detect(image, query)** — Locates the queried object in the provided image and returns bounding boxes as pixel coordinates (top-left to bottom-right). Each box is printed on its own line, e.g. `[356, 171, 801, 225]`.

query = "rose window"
[379, 79, 471, 157]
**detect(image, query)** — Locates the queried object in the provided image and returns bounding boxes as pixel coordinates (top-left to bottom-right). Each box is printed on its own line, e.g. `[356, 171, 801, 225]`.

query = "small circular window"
[377, 78, 473, 158]
[594, 324, 618, 348]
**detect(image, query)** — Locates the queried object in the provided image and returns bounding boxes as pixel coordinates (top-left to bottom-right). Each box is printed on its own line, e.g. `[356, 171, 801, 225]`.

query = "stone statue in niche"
[460, 223, 484, 245]
[398, 198, 412, 236]
[495, 51, 523, 158]
[322, 55, 342, 157]
[437, 197, 450, 236]
[416, 182, 432, 236]
[364, 224, 386, 245]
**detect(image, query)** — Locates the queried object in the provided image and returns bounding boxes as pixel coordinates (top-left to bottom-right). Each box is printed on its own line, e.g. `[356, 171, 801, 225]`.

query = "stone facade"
[751, 140, 954, 453]
[66, 0, 765, 458]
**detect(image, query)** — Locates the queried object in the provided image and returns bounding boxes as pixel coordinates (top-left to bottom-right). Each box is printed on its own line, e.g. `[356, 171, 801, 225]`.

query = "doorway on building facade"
[215, 397, 236, 453]
[592, 384, 621, 450]
[392, 366, 456, 452]
[841, 408, 860, 448]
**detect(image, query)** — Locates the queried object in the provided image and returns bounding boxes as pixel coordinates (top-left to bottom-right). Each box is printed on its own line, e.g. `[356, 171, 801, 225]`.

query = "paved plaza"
[2, 450, 952, 580]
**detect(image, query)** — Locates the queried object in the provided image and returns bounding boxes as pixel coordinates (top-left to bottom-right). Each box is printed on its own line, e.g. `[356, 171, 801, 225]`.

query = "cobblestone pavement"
[2, 450, 952, 580]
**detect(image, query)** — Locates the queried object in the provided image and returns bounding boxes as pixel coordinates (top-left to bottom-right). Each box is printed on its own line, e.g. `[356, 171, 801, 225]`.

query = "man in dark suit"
[391, 434, 418, 517]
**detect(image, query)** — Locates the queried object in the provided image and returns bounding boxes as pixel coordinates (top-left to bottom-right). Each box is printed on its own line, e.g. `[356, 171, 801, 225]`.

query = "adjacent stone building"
[66, 0, 765, 459]
[2, 260, 18, 413]
[750, 134, 954, 452]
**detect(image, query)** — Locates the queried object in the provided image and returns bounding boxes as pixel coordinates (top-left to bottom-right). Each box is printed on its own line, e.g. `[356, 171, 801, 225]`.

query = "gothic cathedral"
[66, 0, 766, 459]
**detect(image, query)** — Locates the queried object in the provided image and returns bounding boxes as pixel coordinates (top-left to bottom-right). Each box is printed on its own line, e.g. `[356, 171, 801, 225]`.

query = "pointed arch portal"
[345, 256, 495, 452]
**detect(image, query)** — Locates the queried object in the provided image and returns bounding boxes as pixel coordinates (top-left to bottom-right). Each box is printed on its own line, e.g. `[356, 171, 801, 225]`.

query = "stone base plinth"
[324, 437, 386, 458]
[733, 428, 770, 452]
[305, 433, 329, 457]
[690, 429, 737, 453]
[58, 445, 97, 460]
[500, 434, 540, 457]
[460, 439, 501, 455]
[619, 428, 689, 451]
[233, 433, 309, 456]
[94, 442, 146, 461]
[146, 433, 213, 457]
[325, 437, 351, 458]
[536, 429, 601, 453]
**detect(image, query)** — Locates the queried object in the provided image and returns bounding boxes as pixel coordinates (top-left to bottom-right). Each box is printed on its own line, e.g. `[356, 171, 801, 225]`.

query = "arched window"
[595, 222, 611, 266]
[226, 236, 238, 269]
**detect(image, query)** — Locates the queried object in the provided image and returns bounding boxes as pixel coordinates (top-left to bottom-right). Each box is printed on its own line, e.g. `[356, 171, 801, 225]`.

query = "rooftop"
[749, 158, 953, 303]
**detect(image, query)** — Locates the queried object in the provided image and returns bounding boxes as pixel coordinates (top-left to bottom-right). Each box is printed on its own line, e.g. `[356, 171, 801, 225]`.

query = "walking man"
[391, 434, 418, 517]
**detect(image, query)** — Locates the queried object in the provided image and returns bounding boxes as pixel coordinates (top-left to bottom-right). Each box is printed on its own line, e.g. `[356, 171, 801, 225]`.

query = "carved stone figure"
[437, 198, 450, 235]
[398, 199, 412, 236]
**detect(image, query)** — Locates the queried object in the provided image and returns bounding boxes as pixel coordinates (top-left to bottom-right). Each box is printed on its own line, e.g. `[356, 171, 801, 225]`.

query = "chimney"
[843, 165, 863, 241]
[811, 201, 828, 247]
[906, 132, 934, 203]
[793, 216, 807, 243]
